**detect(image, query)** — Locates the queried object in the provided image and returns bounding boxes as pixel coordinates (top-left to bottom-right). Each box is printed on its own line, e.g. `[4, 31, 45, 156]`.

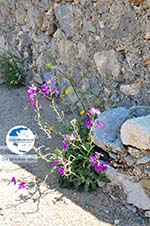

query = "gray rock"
[77, 42, 88, 62]
[91, 107, 130, 152]
[121, 115, 150, 150]
[42, 71, 56, 82]
[54, 3, 74, 38]
[67, 86, 78, 103]
[110, 93, 120, 103]
[83, 19, 96, 33]
[97, 180, 106, 188]
[94, 50, 120, 77]
[57, 39, 75, 65]
[129, 106, 150, 118]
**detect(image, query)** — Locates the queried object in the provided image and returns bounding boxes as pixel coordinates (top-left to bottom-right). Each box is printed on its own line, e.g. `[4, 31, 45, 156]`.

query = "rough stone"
[94, 50, 120, 77]
[120, 81, 141, 96]
[57, 39, 75, 65]
[77, 42, 88, 62]
[91, 107, 130, 152]
[137, 156, 150, 165]
[67, 86, 78, 103]
[105, 166, 150, 210]
[97, 180, 106, 188]
[54, 3, 74, 38]
[121, 115, 150, 150]
[83, 19, 96, 33]
[129, 106, 150, 118]
[124, 155, 136, 167]
[41, 71, 56, 82]
[127, 147, 143, 159]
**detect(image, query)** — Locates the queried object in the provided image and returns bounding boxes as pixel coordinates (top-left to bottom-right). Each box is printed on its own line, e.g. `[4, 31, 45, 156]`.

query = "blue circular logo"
[6, 126, 35, 155]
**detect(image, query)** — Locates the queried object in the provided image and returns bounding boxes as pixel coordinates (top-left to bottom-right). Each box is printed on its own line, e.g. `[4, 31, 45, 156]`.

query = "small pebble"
[114, 219, 120, 225]
[145, 210, 150, 218]
[104, 209, 109, 214]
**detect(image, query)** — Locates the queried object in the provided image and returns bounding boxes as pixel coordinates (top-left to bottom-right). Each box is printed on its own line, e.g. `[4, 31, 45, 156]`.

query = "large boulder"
[90, 107, 130, 152]
[120, 115, 150, 150]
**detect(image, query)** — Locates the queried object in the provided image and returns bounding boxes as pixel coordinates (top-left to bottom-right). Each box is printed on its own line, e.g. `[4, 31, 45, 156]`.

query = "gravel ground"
[0, 85, 149, 226]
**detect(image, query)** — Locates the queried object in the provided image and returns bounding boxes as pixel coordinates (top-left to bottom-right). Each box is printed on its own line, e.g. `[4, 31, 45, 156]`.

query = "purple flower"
[62, 141, 68, 151]
[54, 86, 59, 95]
[39, 83, 51, 96]
[59, 158, 67, 164]
[18, 182, 26, 189]
[58, 166, 65, 175]
[89, 156, 97, 165]
[11, 177, 17, 185]
[93, 163, 100, 172]
[95, 152, 104, 159]
[51, 77, 56, 83]
[98, 163, 107, 172]
[94, 163, 107, 172]
[85, 118, 93, 129]
[31, 101, 36, 108]
[88, 107, 101, 116]
[53, 160, 58, 168]
[27, 84, 37, 108]
[96, 121, 104, 129]
[62, 137, 69, 151]
[68, 134, 76, 141]
[27, 84, 37, 97]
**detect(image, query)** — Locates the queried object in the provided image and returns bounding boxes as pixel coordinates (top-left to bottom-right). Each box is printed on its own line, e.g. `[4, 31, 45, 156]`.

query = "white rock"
[114, 219, 120, 225]
[120, 115, 150, 150]
[105, 166, 150, 210]
[145, 210, 150, 218]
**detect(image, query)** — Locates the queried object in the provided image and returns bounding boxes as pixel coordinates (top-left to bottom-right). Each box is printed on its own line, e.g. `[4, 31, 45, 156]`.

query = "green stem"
[57, 69, 87, 112]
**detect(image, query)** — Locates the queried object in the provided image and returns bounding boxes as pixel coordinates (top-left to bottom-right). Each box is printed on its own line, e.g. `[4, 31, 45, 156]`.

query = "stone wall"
[0, 0, 150, 108]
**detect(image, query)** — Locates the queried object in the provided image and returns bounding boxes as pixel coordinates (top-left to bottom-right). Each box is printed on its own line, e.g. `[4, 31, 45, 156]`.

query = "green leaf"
[45, 63, 56, 69]
[84, 183, 89, 192]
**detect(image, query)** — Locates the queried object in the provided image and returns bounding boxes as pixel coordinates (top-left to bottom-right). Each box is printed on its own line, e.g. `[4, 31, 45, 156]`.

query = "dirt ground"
[0, 86, 149, 226]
